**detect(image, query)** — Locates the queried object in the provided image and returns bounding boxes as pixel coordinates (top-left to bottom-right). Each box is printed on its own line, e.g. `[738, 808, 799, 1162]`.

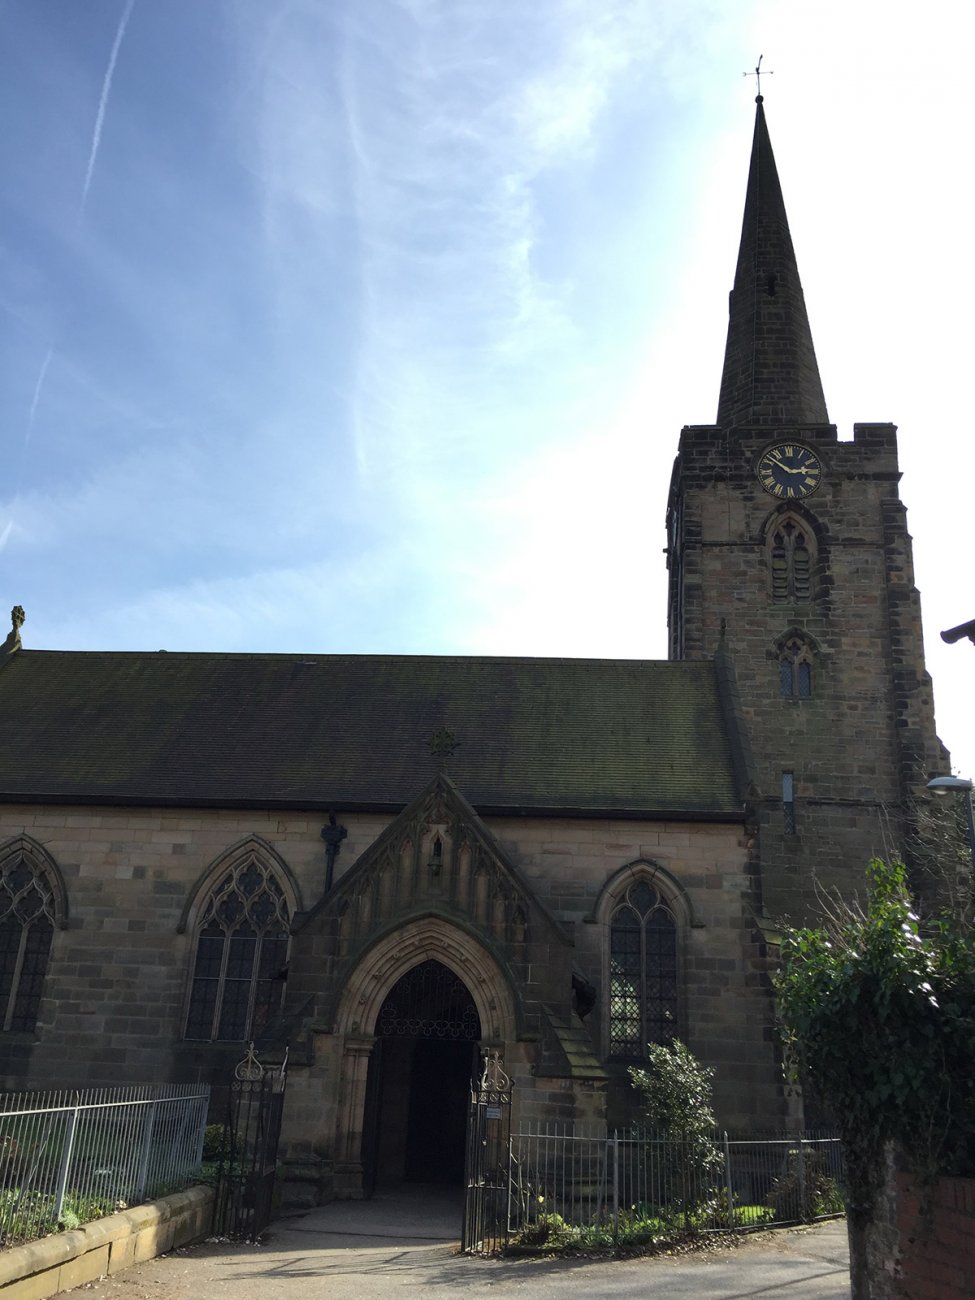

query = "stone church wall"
[490, 814, 781, 1128]
[1, 801, 783, 1138]
[671, 421, 947, 921]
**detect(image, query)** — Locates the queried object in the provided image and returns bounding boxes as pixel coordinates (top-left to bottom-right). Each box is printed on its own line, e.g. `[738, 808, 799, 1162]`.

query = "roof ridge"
[13, 648, 713, 669]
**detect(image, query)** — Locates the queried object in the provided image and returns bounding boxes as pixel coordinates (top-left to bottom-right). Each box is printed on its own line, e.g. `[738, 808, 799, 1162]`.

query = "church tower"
[666, 95, 947, 920]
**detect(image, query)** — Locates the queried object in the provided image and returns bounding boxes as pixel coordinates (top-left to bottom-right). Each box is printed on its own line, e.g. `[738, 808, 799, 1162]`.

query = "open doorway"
[363, 959, 481, 1191]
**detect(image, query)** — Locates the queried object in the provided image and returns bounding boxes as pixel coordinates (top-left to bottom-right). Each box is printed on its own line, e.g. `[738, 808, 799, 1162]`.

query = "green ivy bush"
[775, 859, 975, 1214]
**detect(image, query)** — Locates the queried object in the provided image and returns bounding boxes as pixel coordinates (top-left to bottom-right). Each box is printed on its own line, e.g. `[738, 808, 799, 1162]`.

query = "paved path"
[64, 1188, 851, 1299]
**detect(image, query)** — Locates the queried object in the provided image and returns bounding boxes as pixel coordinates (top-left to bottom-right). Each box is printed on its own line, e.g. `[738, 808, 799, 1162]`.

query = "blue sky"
[3, 0, 975, 778]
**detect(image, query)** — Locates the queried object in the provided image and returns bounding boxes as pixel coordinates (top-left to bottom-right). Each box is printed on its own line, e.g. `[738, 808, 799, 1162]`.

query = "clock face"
[756, 443, 823, 499]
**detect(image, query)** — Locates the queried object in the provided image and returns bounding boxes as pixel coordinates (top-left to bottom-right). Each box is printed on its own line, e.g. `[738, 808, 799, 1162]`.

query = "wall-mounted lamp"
[926, 776, 975, 870]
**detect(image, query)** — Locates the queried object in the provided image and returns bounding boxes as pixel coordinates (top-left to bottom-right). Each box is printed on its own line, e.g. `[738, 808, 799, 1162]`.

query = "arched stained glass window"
[608, 880, 678, 1059]
[185, 856, 290, 1042]
[1, 849, 56, 1033]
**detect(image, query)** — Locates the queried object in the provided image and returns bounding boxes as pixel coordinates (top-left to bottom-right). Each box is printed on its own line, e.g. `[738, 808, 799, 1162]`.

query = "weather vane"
[744, 54, 773, 100]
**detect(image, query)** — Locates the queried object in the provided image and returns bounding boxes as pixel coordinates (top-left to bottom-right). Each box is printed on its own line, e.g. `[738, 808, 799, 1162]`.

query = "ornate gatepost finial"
[1, 606, 25, 662]
[426, 726, 460, 772]
[235, 1042, 265, 1081]
[479, 1050, 511, 1092]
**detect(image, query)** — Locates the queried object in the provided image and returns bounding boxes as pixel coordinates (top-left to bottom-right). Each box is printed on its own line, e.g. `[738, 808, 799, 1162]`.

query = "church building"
[0, 96, 946, 1202]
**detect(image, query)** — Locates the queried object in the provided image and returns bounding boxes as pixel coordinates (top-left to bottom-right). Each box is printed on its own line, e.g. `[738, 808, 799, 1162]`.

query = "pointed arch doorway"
[362, 959, 480, 1193]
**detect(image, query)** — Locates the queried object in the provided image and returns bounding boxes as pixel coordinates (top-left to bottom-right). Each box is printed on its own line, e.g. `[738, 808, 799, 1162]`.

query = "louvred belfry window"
[185, 858, 290, 1042]
[608, 881, 678, 1059]
[1, 853, 55, 1033]
[770, 518, 812, 601]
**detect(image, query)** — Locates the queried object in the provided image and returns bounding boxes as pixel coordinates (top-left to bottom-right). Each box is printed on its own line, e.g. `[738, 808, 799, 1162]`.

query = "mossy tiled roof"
[0, 650, 745, 818]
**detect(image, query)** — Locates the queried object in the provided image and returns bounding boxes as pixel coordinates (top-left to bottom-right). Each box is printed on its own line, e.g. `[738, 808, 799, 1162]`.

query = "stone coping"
[0, 1184, 214, 1299]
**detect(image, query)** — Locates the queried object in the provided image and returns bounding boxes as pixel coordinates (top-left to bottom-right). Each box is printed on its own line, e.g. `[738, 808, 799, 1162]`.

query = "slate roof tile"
[0, 651, 744, 818]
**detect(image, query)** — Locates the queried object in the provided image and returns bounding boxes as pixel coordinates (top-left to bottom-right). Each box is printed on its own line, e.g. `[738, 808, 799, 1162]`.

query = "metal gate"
[462, 1051, 512, 1253]
[376, 959, 482, 1039]
[214, 1044, 287, 1240]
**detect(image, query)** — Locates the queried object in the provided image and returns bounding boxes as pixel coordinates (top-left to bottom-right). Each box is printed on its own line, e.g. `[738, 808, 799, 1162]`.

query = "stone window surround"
[0, 834, 67, 1034]
[764, 505, 821, 603]
[591, 859, 695, 1063]
[179, 836, 303, 1043]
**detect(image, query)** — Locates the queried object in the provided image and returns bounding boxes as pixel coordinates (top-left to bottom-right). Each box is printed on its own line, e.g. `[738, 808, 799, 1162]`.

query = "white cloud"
[245, 0, 680, 491]
[6, 0, 975, 781]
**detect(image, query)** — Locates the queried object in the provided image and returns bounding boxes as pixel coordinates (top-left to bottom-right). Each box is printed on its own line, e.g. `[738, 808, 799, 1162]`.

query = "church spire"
[716, 97, 829, 428]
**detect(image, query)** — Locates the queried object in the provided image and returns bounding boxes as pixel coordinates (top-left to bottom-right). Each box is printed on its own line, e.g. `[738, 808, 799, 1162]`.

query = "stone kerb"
[0, 1185, 214, 1300]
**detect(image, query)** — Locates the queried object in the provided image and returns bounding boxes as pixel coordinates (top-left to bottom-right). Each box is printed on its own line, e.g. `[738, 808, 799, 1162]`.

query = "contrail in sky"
[79, 0, 136, 222]
[0, 348, 55, 555]
[27, 349, 54, 440]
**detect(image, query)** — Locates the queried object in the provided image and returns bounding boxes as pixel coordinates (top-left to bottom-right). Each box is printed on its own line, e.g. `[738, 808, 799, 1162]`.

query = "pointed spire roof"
[716, 97, 829, 428]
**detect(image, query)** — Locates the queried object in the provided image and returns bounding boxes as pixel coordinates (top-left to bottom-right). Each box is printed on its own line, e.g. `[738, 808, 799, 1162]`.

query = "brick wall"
[896, 1173, 975, 1299]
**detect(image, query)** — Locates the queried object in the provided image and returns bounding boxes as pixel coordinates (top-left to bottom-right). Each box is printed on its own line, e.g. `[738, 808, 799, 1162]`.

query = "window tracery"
[608, 879, 678, 1060]
[185, 853, 291, 1042]
[1, 842, 58, 1033]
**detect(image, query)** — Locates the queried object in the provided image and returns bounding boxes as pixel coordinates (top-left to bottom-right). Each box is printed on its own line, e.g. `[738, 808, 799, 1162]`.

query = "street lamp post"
[926, 776, 975, 870]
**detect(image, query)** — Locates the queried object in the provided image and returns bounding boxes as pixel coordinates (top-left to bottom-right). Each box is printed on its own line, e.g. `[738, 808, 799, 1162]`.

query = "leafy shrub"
[765, 1148, 844, 1221]
[776, 859, 975, 1213]
[615, 1204, 675, 1245]
[628, 1040, 722, 1218]
[628, 1040, 718, 1137]
[202, 1124, 229, 1162]
[512, 1211, 572, 1248]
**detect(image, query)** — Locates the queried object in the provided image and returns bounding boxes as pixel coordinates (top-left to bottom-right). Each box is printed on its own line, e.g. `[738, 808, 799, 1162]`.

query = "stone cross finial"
[1, 606, 24, 660]
[426, 726, 460, 770]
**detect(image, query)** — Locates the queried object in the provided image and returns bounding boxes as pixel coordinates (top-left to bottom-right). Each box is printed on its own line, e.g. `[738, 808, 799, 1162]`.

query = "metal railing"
[0, 1084, 210, 1247]
[506, 1125, 844, 1248]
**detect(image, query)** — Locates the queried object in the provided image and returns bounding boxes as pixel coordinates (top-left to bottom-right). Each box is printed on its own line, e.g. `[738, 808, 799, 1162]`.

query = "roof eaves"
[0, 789, 747, 822]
